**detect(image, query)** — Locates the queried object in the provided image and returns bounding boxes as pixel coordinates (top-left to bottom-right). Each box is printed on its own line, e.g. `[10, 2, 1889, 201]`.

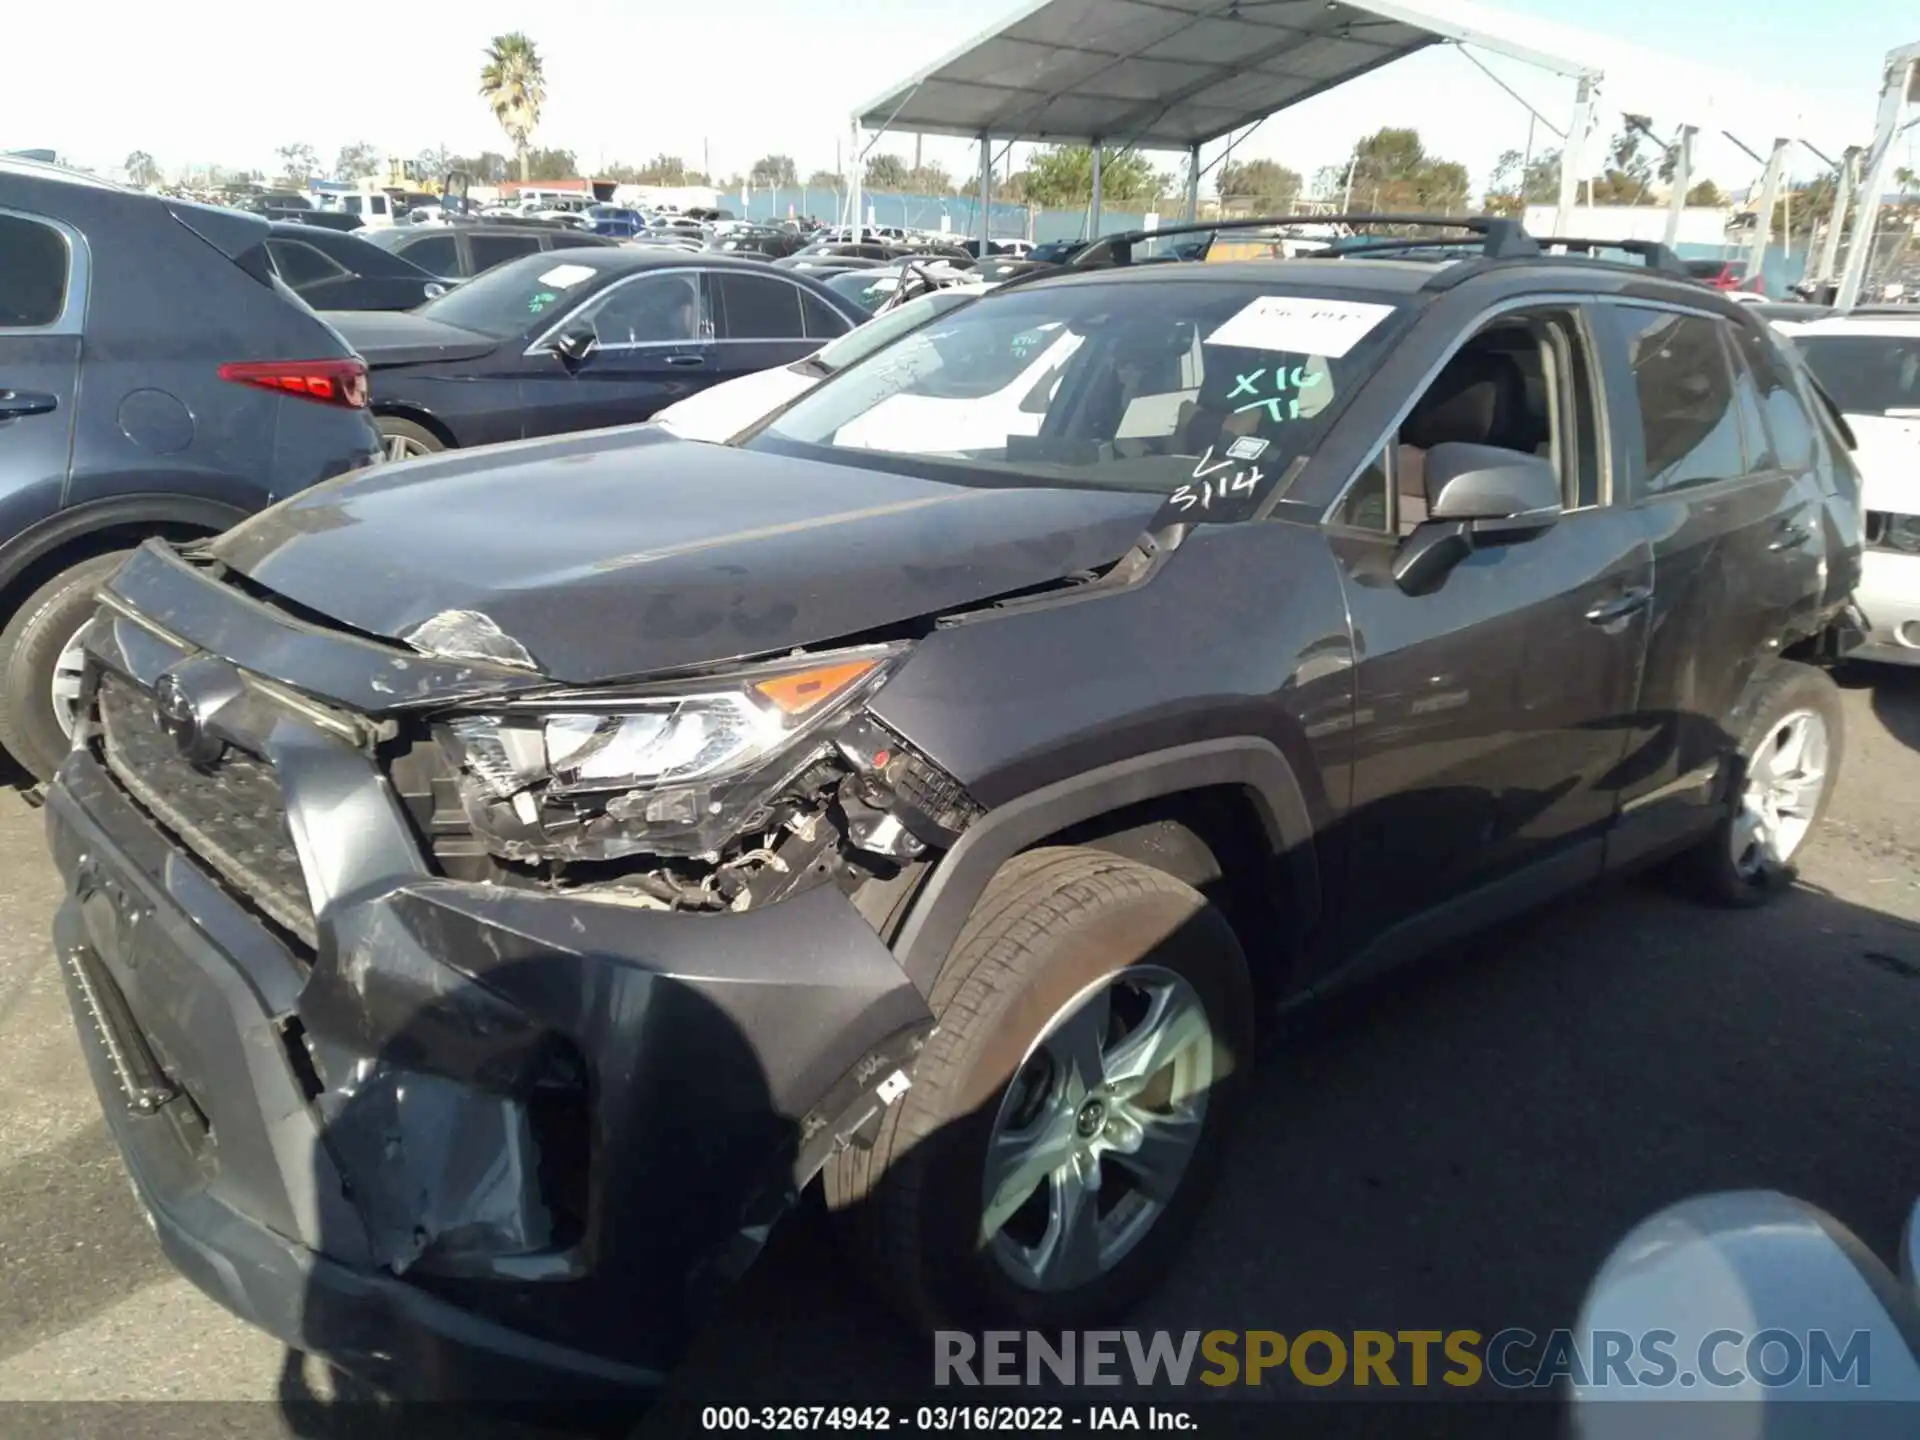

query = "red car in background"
[1685, 257, 1760, 292]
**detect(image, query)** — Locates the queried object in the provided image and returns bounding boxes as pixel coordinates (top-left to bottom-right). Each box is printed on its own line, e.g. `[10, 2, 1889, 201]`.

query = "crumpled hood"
[210, 427, 1162, 684]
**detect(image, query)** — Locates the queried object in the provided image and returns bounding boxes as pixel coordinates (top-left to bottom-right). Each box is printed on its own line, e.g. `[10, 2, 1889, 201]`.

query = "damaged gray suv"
[48, 218, 1865, 1400]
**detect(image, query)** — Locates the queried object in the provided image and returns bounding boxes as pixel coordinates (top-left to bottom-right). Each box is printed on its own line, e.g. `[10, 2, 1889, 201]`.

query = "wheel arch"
[889, 738, 1321, 998]
[371, 405, 457, 450]
[0, 494, 249, 621]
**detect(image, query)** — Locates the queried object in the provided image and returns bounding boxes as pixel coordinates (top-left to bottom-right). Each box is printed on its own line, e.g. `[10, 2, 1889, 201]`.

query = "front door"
[0, 211, 82, 528]
[518, 270, 717, 438]
[1326, 305, 1651, 964]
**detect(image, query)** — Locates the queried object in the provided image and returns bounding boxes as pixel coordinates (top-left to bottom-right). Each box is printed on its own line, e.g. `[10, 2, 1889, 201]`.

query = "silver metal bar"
[1813, 148, 1860, 286]
[1554, 76, 1598, 235]
[1838, 43, 1920, 311]
[1743, 138, 1790, 287]
[1090, 141, 1104, 238]
[980, 135, 993, 250]
[1664, 126, 1695, 248]
[1185, 142, 1201, 222]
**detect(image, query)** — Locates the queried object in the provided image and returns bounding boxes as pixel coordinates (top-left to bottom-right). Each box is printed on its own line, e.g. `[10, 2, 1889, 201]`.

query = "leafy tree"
[1585, 120, 1659, 205]
[805, 168, 843, 190]
[274, 143, 317, 188]
[1215, 157, 1302, 210]
[479, 32, 546, 182]
[521, 147, 577, 182]
[749, 154, 798, 188]
[333, 141, 380, 180]
[635, 153, 711, 185]
[448, 150, 512, 183]
[904, 163, 953, 196]
[123, 151, 161, 189]
[1332, 129, 1470, 219]
[1483, 147, 1561, 216]
[415, 145, 453, 181]
[1015, 145, 1166, 207]
[863, 153, 910, 191]
[1686, 179, 1724, 206]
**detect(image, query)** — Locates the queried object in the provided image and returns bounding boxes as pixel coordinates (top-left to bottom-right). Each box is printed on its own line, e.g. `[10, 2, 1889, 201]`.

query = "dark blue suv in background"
[0, 158, 380, 782]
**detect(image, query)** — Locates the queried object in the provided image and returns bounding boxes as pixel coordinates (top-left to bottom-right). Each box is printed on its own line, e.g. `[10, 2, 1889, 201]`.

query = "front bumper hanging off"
[46, 545, 934, 1400]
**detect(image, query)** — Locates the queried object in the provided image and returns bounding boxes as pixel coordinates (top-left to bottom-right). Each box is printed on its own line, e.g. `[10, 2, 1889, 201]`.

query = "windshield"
[414, 252, 615, 338]
[748, 280, 1408, 493]
[1792, 333, 1920, 416]
[811, 291, 979, 375]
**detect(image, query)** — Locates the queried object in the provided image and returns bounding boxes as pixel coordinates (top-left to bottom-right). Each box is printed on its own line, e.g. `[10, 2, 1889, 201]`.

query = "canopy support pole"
[1838, 42, 1920, 312]
[1185, 143, 1202, 221]
[1089, 141, 1104, 237]
[1743, 138, 1790, 289]
[1663, 125, 1695, 247]
[1553, 75, 1598, 236]
[979, 135, 993, 251]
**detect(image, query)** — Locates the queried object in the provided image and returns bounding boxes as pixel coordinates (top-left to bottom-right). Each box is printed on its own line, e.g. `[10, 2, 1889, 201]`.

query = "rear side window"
[400, 233, 459, 276]
[1792, 333, 1920, 417]
[801, 292, 851, 340]
[267, 238, 348, 289]
[1617, 308, 1743, 496]
[713, 272, 806, 340]
[0, 214, 69, 328]
[470, 234, 542, 272]
[1735, 327, 1817, 470]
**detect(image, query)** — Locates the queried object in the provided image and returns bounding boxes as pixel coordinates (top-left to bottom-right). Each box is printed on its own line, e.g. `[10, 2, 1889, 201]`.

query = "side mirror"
[1393, 443, 1562, 596]
[552, 324, 597, 366]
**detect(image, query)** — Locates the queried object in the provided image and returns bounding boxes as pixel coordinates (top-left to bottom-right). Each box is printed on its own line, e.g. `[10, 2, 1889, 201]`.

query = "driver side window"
[574, 273, 705, 349]
[1333, 308, 1599, 536]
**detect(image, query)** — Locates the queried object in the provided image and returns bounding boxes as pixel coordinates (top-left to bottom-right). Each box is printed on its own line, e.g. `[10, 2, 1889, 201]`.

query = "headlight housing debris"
[438, 644, 908, 862]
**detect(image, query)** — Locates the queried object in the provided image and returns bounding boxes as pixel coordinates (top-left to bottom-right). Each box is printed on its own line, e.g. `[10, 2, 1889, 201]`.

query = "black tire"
[1671, 660, 1844, 907]
[0, 551, 132, 782]
[376, 416, 446, 461]
[827, 846, 1255, 1331]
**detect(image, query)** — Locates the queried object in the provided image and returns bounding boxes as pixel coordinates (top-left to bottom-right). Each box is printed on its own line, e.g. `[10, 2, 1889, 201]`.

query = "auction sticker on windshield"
[538, 263, 599, 288]
[1205, 296, 1397, 358]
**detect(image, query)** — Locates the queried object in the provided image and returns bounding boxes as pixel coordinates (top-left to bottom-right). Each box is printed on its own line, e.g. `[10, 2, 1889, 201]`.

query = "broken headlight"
[438, 644, 907, 861]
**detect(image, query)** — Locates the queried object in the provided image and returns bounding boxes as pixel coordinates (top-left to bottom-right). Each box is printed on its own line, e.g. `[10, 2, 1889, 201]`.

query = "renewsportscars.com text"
[934, 1328, 1875, 1390]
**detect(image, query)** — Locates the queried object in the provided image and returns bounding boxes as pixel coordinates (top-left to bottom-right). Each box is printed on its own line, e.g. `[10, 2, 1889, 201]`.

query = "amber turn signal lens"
[751, 658, 880, 716]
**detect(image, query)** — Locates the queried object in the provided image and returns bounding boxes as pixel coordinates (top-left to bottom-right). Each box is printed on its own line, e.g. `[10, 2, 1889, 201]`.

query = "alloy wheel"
[980, 965, 1215, 1292]
[48, 625, 88, 739]
[1731, 708, 1829, 878]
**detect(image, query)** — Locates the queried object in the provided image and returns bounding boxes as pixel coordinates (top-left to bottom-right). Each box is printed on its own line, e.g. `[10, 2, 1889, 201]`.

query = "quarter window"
[266, 239, 348, 289]
[1728, 343, 1778, 473]
[712, 272, 806, 340]
[1617, 308, 1743, 496]
[0, 214, 69, 327]
[800, 292, 849, 340]
[1736, 328, 1817, 471]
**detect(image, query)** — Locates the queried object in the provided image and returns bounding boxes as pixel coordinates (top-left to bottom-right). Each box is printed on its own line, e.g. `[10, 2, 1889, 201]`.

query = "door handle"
[663, 354, 705, 368]
[0, 390, 58, 421]
[1584, 586, 1652, 625]
[1767, 522, 1813, 551]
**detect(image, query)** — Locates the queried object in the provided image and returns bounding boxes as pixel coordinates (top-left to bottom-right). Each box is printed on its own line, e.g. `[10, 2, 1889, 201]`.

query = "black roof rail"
[1069, 213, 1537, 268]
[1530, 236, 1690, 277]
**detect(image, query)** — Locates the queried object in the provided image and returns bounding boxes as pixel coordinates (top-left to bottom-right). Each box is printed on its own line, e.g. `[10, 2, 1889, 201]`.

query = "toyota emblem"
[152, 672, 224, 765]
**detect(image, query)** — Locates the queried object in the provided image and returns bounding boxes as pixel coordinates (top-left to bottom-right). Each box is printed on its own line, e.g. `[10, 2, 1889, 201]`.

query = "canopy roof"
[853, 0, 1594, 151]
[853, 0, 1851, 154]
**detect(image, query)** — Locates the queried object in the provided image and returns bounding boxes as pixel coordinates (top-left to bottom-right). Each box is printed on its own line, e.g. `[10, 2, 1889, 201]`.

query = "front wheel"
[1673, 660, 1844, 906]
[828, 847, 1254, 1330]
[0, 551, 133, 782]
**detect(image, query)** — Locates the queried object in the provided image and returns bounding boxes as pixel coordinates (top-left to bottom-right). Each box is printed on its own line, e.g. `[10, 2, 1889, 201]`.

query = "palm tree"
[479, 33, 546, 182]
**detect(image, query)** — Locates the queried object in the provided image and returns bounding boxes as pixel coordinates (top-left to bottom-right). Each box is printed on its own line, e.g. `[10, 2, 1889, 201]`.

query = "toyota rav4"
[46, 219, 1865, 1401]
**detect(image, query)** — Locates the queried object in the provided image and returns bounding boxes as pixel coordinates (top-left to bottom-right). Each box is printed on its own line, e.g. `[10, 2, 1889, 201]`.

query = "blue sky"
[7, 0, 1911, 197]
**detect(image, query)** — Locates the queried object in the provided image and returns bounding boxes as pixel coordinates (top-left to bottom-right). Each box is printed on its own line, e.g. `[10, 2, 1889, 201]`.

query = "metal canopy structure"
[849, 0, 1851, 257]
[852, 0, 1592, 152]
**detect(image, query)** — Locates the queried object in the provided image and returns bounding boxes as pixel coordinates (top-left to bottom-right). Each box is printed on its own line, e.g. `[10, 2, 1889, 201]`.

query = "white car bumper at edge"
[1854, 548, 1920, 666]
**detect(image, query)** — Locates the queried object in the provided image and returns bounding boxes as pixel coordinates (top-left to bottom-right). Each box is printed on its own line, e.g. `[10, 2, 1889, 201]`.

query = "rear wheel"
[0, 551, 133, 782]
[1673, 661, 1844, 906]
[376, 416, 446, 462]
[828, 847, 1254, 1330]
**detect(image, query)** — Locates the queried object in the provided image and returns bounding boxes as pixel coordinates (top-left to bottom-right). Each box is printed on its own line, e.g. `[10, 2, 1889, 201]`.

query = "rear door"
[0, 211, 83, 537]
[708, 270, 847, 386]
[1597, 302, 1814, 856]
[517, 268, 714, 437]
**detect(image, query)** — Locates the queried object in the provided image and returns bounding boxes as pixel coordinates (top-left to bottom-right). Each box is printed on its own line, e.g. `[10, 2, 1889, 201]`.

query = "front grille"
[97, 673, 316, 948]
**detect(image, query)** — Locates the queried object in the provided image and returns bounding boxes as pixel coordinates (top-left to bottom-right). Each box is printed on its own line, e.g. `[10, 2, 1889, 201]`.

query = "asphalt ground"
[1, 665, 1917, 1438]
